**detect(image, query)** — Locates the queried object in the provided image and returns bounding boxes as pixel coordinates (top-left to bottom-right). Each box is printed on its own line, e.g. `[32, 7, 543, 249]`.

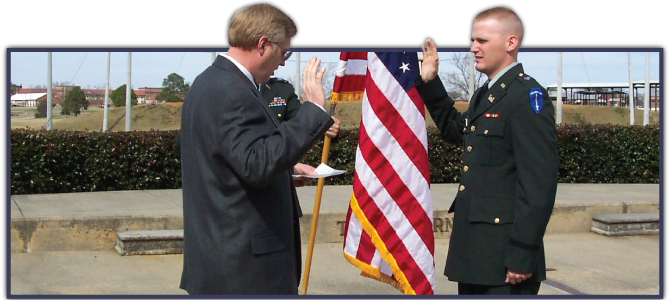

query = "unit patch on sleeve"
[529, 88, 544, 114]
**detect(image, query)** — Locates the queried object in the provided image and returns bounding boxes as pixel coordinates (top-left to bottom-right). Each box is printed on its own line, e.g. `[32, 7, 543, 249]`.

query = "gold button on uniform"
[467, 146, 473, 152]
[471, 126, 476, 132]
[459, 185, 465, 192]
[501, 83, 506, 88]
[494, 218, 500, 224]
[484, 130, 489, 135]
[278, 113, 282, 118]
[463, 166, 469, 172]
[519, 73, 524, 77]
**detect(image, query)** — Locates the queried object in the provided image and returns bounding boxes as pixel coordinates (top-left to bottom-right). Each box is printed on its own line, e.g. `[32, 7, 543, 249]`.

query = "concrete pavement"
[10, 234, 660, 295]
[8, 183, 661, 296]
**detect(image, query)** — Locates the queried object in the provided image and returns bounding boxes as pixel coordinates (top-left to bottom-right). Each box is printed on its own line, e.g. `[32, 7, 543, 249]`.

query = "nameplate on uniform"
[269, 97, 287, 107]
[485, 113, 499, 118]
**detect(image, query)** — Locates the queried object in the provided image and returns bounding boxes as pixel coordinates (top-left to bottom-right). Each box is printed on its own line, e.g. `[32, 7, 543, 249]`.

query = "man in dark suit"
[175, 77, 340, 152]
[260, 77, 341, 137]
[414, 7, 559, 295]
[179, 4, 334, 295]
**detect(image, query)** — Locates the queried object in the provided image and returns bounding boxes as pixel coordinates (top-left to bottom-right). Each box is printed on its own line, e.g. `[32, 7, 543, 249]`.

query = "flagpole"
[301, 103, 337, 295]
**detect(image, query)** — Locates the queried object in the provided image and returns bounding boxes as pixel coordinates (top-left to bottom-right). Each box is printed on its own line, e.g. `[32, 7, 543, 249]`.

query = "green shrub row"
[11, 129, 181, 194]
[554, 124, 659, 183]
[304, 124, 660, 186]
[10, 124, 659, 195]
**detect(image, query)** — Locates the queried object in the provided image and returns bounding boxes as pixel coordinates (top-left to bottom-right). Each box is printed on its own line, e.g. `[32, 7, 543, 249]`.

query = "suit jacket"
[179, 55, 333, 295]
[414, 64, 559, 286]
[260, 77, 302, 122]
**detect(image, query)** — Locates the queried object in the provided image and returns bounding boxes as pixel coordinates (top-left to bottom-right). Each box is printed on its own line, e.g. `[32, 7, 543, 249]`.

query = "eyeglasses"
[272, 42, 292, 61]
[283, 50, 293, 61]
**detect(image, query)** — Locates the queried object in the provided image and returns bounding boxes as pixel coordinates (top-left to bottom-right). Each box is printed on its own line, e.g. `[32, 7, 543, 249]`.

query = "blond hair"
[474, 7, 524, 44]
[228, 4, 297, 50]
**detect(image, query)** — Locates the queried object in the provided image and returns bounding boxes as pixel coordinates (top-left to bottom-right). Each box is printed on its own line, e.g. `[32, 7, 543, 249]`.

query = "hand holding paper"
[292, 163, 346, 179]
[292, 163, 316, 187]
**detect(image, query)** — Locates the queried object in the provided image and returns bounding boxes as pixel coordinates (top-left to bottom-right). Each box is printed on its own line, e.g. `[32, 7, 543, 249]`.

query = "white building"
[11, 93, 47, 107]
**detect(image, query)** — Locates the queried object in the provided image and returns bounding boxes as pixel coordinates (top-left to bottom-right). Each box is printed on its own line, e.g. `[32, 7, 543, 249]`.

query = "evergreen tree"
[35, 100, 47, 118]
[111, 84, 138, 107]
[156, 73, 189, 102]
[61, 87, 89, 117]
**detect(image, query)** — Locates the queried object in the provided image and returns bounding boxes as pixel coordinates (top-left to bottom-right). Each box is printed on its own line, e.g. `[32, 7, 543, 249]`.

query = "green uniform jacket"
[260, 78, 302, 123]
[414, 64, 559, 286]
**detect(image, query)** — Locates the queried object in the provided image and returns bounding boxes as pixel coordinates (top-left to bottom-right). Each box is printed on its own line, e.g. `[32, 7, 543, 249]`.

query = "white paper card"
[292, 163, 346, 179]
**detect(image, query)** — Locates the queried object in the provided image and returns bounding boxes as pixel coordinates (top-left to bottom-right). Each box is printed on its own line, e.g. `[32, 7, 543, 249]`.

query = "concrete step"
[591, 213, 659, 237]
[115, 230, 184, 256]
[117, 211, 661, 256]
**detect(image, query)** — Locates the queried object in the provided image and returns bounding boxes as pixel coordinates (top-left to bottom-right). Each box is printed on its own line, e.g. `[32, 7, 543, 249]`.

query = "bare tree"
[53, 81, 72, 86]
[322, 62, 338, 100]
[440, 52, 485, 101]
[283, 62, 338, 101]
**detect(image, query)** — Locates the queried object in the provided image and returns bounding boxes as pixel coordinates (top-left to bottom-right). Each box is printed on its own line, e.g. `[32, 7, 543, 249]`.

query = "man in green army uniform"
[261, 77, 302, 122]
[414, 7, 559, 295]
[261, 77, 340, 137]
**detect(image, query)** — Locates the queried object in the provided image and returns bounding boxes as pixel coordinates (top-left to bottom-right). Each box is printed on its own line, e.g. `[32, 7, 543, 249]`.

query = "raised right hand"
[302, 56, 327, 109]
[421, 39, 439, 83]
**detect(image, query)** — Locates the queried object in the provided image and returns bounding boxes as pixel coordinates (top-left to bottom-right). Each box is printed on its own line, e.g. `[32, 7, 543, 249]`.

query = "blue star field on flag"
[375, 52, 420, 93]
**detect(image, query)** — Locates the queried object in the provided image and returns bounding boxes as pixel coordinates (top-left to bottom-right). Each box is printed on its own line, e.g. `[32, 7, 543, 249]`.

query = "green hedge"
[11, 129, 181, 194]
[10, 124, 659, 195]
[555, 124, 659, 183]
[303, 124, 660, 185]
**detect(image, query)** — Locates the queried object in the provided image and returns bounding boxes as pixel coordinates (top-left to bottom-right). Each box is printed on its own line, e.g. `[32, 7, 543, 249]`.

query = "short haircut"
[228, 4, 297, 50]
[474, 7, 524, 44]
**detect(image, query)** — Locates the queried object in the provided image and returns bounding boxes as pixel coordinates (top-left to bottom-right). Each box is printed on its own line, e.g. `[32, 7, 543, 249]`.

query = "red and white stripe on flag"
[342, 52, 436, 295]
[331, 52, 367, 102]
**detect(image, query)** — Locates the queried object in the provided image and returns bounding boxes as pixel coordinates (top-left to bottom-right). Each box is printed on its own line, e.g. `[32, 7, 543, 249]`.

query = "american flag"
[331, 52, 367, 102]
[342, 52, 435, 295]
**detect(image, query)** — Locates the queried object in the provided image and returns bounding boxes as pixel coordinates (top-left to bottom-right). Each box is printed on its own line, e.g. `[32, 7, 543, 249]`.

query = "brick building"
[136, 87, 162, 104]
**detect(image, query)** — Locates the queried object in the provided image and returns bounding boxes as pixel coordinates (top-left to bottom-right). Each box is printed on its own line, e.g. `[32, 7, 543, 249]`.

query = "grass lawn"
[10, 101, 659, 132]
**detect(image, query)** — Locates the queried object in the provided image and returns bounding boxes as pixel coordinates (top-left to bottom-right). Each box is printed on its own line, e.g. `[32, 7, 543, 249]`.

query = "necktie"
[473, 81, 489, 111]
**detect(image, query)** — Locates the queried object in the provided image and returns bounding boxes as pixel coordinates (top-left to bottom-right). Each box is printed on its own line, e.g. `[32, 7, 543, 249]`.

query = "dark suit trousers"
[294, 218, 302, 285]
[458, 282, 541, 295]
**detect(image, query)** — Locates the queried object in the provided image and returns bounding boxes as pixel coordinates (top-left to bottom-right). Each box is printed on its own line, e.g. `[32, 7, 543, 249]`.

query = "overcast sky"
[8, 50, 660, 92]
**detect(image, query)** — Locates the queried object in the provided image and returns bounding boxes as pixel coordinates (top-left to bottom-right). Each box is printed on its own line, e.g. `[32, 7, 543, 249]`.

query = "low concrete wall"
[10, 202, 659, 253]
[546, 202, 659, 234]
[11, 216, 182, 253]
